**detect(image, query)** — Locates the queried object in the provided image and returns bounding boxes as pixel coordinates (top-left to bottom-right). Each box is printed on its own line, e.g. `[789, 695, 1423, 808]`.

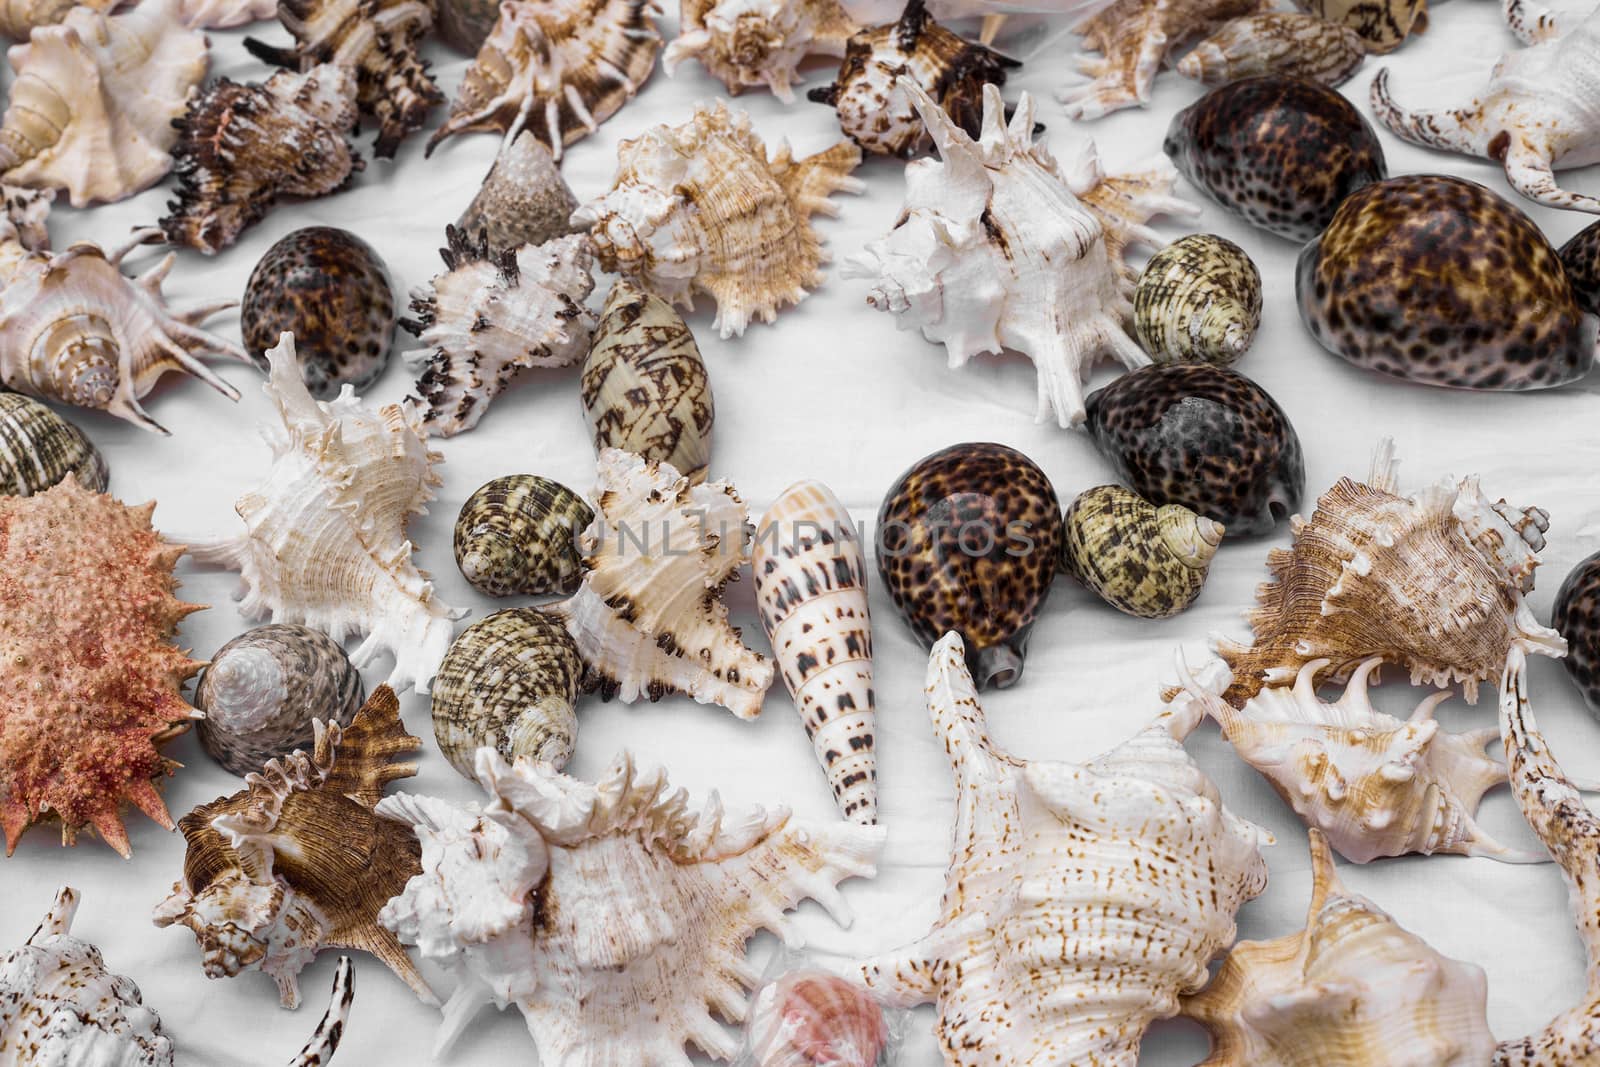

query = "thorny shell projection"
[849, 81, 1194, 428]
[858, 633, 1270, 1066]
[575, 100, 864, 338]
[0, 391, 108, 497]
[189, 334, 466, 695]
[376, 748, 886, 1064]
[1132, 233, 1262, 365]
[0, 476, 204, 858]
[154, 686, 435, 1012]
[664, 0, 856, 101]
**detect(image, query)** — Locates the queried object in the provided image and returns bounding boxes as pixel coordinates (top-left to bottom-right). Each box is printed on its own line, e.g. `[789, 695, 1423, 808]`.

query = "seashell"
[1559, 218, 1600, 315]
[435, 0, 502, 50]
[858, 633, 1270, 1065]
[456, 130, 580, 258]
[1165, 75, 1386, 242]
[846, 82, 1194, 428]
[375, 748, 886, 1062]
[0, 392, 108, 496]
[242, 227, 396, 399]
[0, 476, 203, 858]
[0, 227, 249, 435]
[575, 101, 864, 339]
[1292, 0, 1425, 53]
[1552, 550, 1600, 718]
[0, 182, 52, 253]
[745, 970, 889, 1067]
[1181, 829, 1496, 1065]
[1297, 174, 1591, 390]
[425, 0, 663, 160]
[1177, 13, 1366, 87]
[155, 686, 434, 1010]
[189, 334, 466, 696]
[580, 278, 715, 483]
[175, 0, 279, 27]
[431, 608, 583, 777]
[1058, 0, 1272, 120]
[401, 229, 598, 437]
[1084, 363, 1304, 537]
[754, 480, 878, 824]
[0, 0, 207, 207]
[1132, 233, 1261, 365]
[454, 474, 594, 597]
[808, 0, 1021, 158]
[0, 0, 114, 38]
[162, 67, 364, 256]
[663, 0, 857, 101]
[875, 442, 1061, 690]
[244, 0, 442, 159]
[1215, 439, 1566, 707]
[1060, 484, 1223, 619]
[545, 448, 777, 719]
[194, 624, 365, 778]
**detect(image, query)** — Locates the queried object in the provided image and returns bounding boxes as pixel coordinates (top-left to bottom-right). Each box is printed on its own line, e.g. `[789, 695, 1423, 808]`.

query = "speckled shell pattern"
[1177, 12, 1366, 87]
[0, 392, 108, 496]
[1559, 218, 1600, 315]
[1133, 233, 1262, 365]
[1294, 0, 1426, 53]
[194, 623, 365, 777]
[1553, 550, 1600, 720]
[453, 474, 594, 597]
[1061, 484, 1222, 619]
[663, 0, 858, 102]
[456, 131, 579, 256]
[876, 442, 1061, 690]
[1164, 75, 1387, 242]
[242, 227, 396, 398]
[1297, 174, 1591, 390]
[1084, 363, 1305, 537]
[745, 970, 890, 1067]
[431, 607, 583, 777]
[581, 279, 715, 484]
[434, 0, 501, 51]
[174, 0, 278, 27]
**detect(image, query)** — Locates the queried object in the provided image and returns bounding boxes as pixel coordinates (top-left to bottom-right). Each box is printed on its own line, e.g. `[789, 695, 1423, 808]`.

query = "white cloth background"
[13, 2, 1600, 1063]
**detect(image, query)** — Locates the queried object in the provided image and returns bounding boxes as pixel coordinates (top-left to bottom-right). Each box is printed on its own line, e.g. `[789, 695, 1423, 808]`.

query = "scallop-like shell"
[457, 130, 580, 257]
[431, 608, 583, 777]
[1216, 440, 1565, 707]
[1061, 484, 1223, 619]
[0, 0, 208, 207]
[175, 0, 278, 27]
[1165, 75, 1387, 242]
[1133, 233, 1261, 365]
[0, 0, 114, 38]
[1559, 218, 1600, 315]
[426, 0, 662, 159]
[454, 475, 595, 597]
[162, 66, 364, 256]
[154, 686, 435, 1011]
[576, 101, 864, 339]
[745, 970, 890, 1067]
[194, 624, 365, 778]
[401, 229, 598, 437]
[0, 476, 204, 858]
[1293, 0, 1425, 53]
[808, 0, 1021, 158]
[580, 278, 715, 483]
[0, 392, 108, 496]
[1181, 829, 1495, 1065]
[1551, 550, 1600, 719]
[1084, 363, 1304, 536]
[1298, 174, 1591, 390]
[1177, 13, 1366, 87]
[754, 480, 877, 824]
[664, 0, 856, 101]
[376, 749, 885, 1063]
[876, 442, 1061, 690]
[859, 633, 1270, 1065]
[188, 334, 466, 695]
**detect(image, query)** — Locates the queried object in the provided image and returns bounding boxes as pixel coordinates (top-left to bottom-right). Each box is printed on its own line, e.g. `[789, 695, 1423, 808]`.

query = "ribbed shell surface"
[453, 474, 594, 597]
[0, 392, 107, 496]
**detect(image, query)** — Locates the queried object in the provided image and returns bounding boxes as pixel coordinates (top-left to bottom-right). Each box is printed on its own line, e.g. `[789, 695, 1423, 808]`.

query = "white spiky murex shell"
[188, 333, 466, 694]
[376, 748, 886, 1065]
[858, 632, 1271, 1065]
[844, 80, 1195, 428]
[573, 100, 864, 338]
[664, 0, 857, 101]
[1182, 829, 1496, 1065]
[546, 448, 776, 719]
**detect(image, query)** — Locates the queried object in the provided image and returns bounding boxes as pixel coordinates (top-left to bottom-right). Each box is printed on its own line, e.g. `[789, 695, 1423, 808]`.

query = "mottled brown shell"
[0, 392, 108, 496]
[1133, 233, 1262, 365]
[1293, 0, 1426, 54]
[456, 131, 579, 257]
[1559, 218, 1600, 316]
[1060, 485, 1222, 619]
[1552, 551, 1600, 719]
[1176, 13, 1366, 88]
[453, 475, 595, 597]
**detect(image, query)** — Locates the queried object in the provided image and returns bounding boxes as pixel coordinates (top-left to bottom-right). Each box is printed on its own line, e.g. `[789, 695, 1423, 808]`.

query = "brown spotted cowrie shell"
[1560, 219, 1600, 316]
[1553, 551, 1600, 720]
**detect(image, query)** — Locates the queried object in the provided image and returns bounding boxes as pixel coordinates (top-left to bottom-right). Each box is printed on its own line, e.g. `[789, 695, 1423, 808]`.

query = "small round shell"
[430, 607, 583, 776]
[0, 392, 108, 496]
[194, 624, 365, 776]
[453, 475, 595, 597]
[1061, 485, 1223, 618]
[1133, 234, 1262, 365]
[1176, 13, 1366, 88]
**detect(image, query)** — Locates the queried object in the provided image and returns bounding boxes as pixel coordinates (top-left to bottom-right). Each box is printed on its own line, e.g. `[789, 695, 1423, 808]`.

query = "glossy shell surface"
[1554, 550, 1600, 720]
[453, 474, 594, 597]
[0, 392, 107, 496]
[1060, 484, 1222, 619]
[1133, 233, 1262, 365]
[1559, 218, 1600, 316]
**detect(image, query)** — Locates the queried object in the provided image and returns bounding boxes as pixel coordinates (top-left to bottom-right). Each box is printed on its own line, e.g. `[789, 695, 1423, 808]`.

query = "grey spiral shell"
[431, 608, 584, 777]
[0, 393, 108, 497]
[453, 475, 595, 597]
[1133, 234, 1262, 366]
[195, 624, 365, 776]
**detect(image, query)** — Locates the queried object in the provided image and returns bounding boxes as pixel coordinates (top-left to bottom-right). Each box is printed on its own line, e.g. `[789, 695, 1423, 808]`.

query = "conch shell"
[664, 0, 857, 101]
[376, 748, 886, 1063]
[189, 334, 466, 695]
[858, 633, 1271, 1065]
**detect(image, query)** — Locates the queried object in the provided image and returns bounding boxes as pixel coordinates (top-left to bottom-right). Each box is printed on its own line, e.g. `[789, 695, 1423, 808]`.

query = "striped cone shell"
[0, 392, 107, 496]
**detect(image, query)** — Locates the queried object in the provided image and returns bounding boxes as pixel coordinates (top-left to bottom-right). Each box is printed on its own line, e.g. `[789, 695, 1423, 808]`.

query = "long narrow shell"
[0, 392, 108, 496]
[457, 130, 579, 257]
[664, 0, 857, 101]
[453, 475, 594, 597]
[754, 480, 877, 824]
[1177, 13, 1366, 87]
[1133, 233, 1261, 365]
[1061, 484, 1223, 618]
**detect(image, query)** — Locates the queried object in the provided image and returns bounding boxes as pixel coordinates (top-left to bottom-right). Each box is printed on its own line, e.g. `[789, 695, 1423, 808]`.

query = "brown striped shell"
[1133, 233, 1261, 365]
[1060, 485, 1222, 619]
[0, 392, 107, 496]
[1292, 0, 1426, 53]
[453, 475, 595, 597]
[1177, 13, 1366, 87]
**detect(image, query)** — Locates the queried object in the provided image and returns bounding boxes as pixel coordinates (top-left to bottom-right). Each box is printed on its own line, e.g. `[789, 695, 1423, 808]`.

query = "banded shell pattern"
[454, 474, 595, 597]
[0, 392, 107, 496]
[1061, 484, 1223, 619]
[664, 0, 857, 101]
[1177, 13, 1367, 87]
[1296, 0, 1426, 53]
[1133, 233, 1262, 365]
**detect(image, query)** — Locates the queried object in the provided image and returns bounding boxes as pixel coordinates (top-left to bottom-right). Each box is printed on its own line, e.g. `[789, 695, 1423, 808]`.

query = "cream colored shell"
[175, 0, 277, 26]
[664, 0, 857, 101]
[0, 0, 114, 38]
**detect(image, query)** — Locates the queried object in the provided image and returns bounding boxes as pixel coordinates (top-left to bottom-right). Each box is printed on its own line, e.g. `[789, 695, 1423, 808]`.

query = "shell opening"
[974, 641, 1024, 690]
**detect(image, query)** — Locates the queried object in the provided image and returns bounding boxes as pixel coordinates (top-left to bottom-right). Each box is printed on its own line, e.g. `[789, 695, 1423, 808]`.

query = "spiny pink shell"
[749, 971, 889, 1067]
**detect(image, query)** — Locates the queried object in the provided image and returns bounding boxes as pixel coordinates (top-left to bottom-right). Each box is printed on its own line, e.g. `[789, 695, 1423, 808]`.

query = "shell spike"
[1292, 657, 1332, 702]
[1336, 656, 1383, 715]
[1369, 69, 1489, 155]
[29, 886, 81, 943]
[155, 334, 243, 400]
[1408, 689, 1455, 725]
[291, 957, 356, 1067]
[107, 393, 171, 436]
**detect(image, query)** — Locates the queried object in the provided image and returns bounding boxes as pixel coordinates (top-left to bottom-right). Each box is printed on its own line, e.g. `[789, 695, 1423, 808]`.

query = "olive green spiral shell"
[0, 392, 108, 497]
[453, 475, 594, 597]
[1133, 234, 1262, 366]
[1060, 485, 1223, 618]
